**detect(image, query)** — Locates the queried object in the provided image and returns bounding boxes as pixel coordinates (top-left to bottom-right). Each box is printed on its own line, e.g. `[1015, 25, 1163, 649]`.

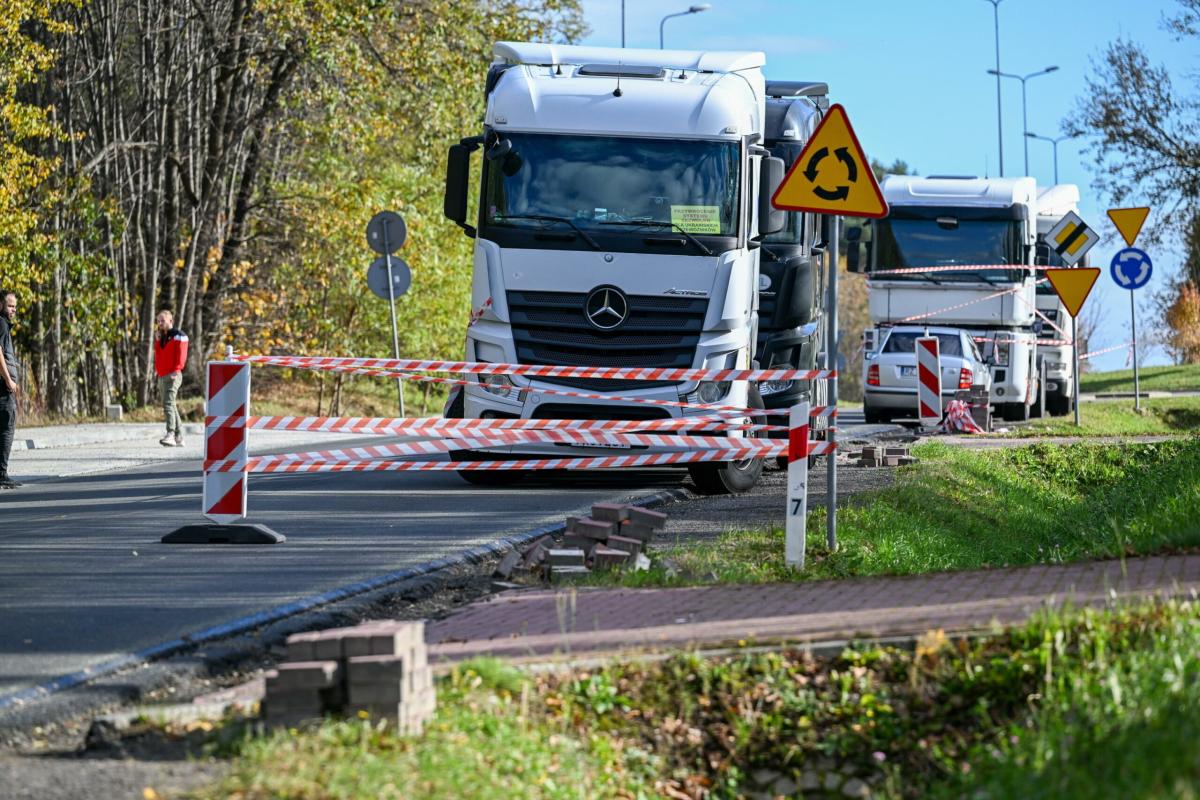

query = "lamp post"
[660, 4, 711, 48]
[987, 66, 1059, 175]
[1025, 132, 1075, 184]
[981, 0, 1004, 176]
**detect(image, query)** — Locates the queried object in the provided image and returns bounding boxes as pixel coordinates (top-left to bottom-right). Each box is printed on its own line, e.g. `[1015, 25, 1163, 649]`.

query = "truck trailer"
[442, 42, 831, 492]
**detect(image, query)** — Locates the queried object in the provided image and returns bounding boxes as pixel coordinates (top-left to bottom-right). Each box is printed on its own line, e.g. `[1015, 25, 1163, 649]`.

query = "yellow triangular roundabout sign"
[772, 104, 888, 218]
[1046, 267, 1100, 318]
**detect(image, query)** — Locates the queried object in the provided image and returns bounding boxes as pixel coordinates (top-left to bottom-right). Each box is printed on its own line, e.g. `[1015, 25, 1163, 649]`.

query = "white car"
[863, 326, 992, 424]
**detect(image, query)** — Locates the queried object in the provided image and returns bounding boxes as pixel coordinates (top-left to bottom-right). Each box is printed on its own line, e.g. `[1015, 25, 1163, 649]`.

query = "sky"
[576, 0, 1197, 369]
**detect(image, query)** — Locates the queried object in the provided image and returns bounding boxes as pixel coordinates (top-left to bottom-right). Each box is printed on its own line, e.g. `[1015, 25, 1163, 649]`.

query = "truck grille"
[507, 290, 707, 391]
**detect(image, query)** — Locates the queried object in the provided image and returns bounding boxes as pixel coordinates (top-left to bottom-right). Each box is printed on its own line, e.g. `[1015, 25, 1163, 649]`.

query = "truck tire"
[1047, 390, 1072, 416]
[1030, 360, 1047, 419]
[999, 401, 1030, 422]
[688, 388, 765, 495]
[444, 390, 529, 486]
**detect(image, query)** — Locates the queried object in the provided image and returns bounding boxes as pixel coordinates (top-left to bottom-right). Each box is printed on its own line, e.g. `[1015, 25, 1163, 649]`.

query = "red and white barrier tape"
[232, 354, 835, 385]
[1012, 289, 1071, 339]
[939, 399, 985, 434]
[236, 414, 787, 435]
[972, 336, 1074, 347]
[467, 297, 493, 327]
[220, 442, 837, 474]
[1080, 342, 1133, 361]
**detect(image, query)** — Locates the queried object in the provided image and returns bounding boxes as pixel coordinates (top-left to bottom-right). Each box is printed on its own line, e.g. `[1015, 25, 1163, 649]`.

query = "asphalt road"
[0, 432, 688, 701]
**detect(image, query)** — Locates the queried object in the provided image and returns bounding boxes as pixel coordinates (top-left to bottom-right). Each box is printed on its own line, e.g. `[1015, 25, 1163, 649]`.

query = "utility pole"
[981, 0, 1004, 176]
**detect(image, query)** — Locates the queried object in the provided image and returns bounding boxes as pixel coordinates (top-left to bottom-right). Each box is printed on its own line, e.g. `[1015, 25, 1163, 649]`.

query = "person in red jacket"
[154, 308, 189, 447]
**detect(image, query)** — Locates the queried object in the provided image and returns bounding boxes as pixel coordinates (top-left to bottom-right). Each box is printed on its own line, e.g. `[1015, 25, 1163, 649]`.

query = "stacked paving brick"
[496, 503, 667, 583]
[263, 619, 434, 734]
[849, 445, 918, 468]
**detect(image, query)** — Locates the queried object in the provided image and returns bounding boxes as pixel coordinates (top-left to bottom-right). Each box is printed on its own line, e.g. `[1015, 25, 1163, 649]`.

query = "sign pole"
[1130, 289, 1140, 412]
[382, 227, 405, 418]
[1072, 316, 1081, 426]
[826, 215, 839, 553]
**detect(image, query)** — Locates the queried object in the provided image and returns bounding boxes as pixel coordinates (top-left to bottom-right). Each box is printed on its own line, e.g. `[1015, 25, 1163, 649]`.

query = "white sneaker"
[174, 435, 185, 447]
[159, 435, 174, 447]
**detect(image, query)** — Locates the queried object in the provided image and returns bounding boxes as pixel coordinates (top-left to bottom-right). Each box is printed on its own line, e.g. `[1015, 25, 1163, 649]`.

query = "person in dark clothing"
[0, 291, 21, 489]
[154, 308, 189, 446]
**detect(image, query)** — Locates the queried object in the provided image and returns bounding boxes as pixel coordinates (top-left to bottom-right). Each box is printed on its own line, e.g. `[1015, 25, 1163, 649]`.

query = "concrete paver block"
[606, 534, 642, 558]
[266, 660, 341, 691]
[547, 548, 586, 567]
[568, 517, 617, 539]
[591, 502, 629, 522]
[591, 546, 631, 570]
[626, 506, 667, 530]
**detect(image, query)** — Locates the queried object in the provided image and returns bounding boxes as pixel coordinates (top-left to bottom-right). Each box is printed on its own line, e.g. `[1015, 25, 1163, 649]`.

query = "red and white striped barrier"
[916, 336, 942, 426]
[203, 361, 250, 524]
[231, 353, 834, 385]
[786, 401, 809, 569]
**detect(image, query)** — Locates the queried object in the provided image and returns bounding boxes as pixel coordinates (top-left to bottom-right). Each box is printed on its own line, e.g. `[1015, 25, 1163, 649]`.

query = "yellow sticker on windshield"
[671, 205, 722, 234]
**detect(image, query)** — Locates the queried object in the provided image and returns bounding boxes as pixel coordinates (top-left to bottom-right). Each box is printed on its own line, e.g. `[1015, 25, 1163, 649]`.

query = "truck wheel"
[1030, 360, 1047, 419]
[999, 402, 1030, 422]
[687, 387, 765, 495]
[1047, 390, 1072, 416]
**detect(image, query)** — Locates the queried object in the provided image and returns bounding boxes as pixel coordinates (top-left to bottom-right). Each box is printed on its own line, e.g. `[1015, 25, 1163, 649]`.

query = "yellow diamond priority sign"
[772, 104, 888, 219]
[1046, 267, 1100, 318]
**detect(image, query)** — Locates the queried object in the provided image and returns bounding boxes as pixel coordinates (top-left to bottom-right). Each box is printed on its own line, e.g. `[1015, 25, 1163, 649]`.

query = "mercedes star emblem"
[584, 286, 629, 331]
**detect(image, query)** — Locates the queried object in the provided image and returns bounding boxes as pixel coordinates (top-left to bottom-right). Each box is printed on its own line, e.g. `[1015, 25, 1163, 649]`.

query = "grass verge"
[1011, 397, 1200, 437]
[1080, 363, 1200, 394]
[189, 600, 1200, 799]
[591, 438, 1200, 587]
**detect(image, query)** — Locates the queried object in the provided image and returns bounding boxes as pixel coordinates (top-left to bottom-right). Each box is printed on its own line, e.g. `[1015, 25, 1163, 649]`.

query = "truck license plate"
[571, 442, 632, 450]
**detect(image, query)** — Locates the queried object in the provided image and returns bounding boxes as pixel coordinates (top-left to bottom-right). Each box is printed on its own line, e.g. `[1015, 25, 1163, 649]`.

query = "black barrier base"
[162, 523, 285, 545]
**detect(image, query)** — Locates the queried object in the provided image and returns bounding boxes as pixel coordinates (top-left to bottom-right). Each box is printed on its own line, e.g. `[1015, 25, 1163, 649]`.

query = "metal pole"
[382, 228, 405, 417]
[1131, 290, 1140, 412]
[1072, 316, 1081, 426]
[621, 0, 626, 47]
[991, 1, 1004, 176]
[826, 216, 840, 552]
[1052, 139, 1059, 184]
[1020, 79, 1029, 175]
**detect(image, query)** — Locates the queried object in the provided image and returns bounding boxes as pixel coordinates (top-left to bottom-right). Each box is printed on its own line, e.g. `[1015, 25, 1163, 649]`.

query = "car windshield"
[882, 332, 964, 357]
[871, 217, 1025, 283]
[483, 133, 740, 236]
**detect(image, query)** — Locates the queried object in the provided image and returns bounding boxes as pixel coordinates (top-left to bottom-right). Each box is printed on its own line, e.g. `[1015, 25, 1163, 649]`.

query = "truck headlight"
[693, 381, 732, 404]
[759, 379, 794, 396]
[480, 372, 516, 398]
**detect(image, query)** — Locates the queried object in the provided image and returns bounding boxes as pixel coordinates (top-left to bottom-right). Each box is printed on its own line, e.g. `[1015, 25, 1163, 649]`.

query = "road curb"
[0, 485, 692, 714]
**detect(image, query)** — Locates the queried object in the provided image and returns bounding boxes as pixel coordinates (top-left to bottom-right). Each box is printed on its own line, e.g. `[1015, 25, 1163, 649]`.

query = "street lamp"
[1025, 132, 1076, 184]
[660, 4, 711, 48]
[980, 0, 1004, 176]
[987, 65, 1059, 175]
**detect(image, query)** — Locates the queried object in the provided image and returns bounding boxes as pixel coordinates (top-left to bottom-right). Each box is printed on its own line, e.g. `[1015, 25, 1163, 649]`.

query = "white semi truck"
[848, 176, 1045, 422]
[1033, 183, 1085, 416]
[442, 42, 832, 493]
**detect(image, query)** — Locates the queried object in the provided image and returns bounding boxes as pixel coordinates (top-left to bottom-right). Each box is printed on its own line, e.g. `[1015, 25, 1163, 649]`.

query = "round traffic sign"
[367, 256, 412, 301]
[366, 211, 407, 255]
[1110, 247, 1152, 290]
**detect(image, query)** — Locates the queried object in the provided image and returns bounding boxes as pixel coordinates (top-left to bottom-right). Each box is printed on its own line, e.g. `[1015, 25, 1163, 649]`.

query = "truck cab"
[443, 42, 792, 493]
[848, 175, 1044, 422]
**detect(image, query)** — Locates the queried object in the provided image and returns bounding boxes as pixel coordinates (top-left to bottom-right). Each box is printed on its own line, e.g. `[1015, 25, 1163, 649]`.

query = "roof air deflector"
[765, 81, 829, 98]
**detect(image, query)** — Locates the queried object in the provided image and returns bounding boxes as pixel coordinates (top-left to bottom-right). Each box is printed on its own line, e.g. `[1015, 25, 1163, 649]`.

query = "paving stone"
[311, 631, 345, 661]
[550, 565, 590, 583]
[266, 660, 340, 691]
[366, 622, 425, 656]
[626, 506, 667, 529]
[884, 446, 908, 457]
[492, 548, 522, 579]
[349, 682, 404, 705]
[842, 777, 870, 797]
[568, 517, 617, 539]
[591, 546, 631, 570]
[800, 770, 821, 790]
[284, 631, 320, 662]
[771, 775, 798, 795]
[883, 455, 901, 467]
[606, 534, 642, 558]
[617, 522, 655, 543]
[590, 502, 629, 523]
[547, 548, 586, 567]
[562, 534, 598, 554]
[347, 654, 405, 685]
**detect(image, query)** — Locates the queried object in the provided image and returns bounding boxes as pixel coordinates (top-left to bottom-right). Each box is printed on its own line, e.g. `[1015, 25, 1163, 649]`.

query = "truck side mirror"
[844, 225, 863, 272]
[758, 156, 786, 236]
[444, 143, 476, 237]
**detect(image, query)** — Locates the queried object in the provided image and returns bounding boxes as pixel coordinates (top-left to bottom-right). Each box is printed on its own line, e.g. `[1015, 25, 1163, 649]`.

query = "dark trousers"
[0, 393, 13, 478]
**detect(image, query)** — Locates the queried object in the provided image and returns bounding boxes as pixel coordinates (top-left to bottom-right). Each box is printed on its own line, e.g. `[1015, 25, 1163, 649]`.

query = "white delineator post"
[786, 401, 810, 569]
[916, 336, 942, 428]
[203, 360, 251, 523]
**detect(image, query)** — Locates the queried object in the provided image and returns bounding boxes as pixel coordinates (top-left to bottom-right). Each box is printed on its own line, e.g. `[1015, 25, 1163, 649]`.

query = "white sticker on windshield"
[671, 205, 721, 234]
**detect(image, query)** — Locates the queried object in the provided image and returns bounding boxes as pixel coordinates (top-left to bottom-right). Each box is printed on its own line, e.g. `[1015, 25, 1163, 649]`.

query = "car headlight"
[480, 372, 516, 397]
[759, 379, 794, 396]
[695, 380, 732, 404]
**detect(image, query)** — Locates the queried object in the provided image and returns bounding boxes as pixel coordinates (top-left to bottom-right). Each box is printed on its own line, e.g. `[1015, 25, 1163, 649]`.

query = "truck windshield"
[883, 331, 963, 357]
[871, 218, 1025, 283]
[483, 133, 740, 237]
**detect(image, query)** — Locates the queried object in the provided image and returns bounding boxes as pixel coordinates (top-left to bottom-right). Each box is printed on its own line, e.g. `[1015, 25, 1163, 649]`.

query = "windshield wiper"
[599, 220, 714, 256]
[495, 214, 601, 250]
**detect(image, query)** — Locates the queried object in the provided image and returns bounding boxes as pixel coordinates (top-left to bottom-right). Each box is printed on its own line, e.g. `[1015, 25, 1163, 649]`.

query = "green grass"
[1013, 397, 1200, 437]
[1080, 363, 1200, 394]
[191, 601, 1200, 800]
[589, 439, 1200, 587]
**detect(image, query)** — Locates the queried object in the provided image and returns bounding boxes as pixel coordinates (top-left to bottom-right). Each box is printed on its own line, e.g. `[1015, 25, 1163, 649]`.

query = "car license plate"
[900, 366, 916, 377]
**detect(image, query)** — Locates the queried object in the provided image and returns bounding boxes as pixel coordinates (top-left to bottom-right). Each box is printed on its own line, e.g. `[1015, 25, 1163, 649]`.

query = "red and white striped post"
[786, 401, 809, 569]
[203, 360, 251, 523]
[163, 351, 283, 544]
[916, 336, 942, 428]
